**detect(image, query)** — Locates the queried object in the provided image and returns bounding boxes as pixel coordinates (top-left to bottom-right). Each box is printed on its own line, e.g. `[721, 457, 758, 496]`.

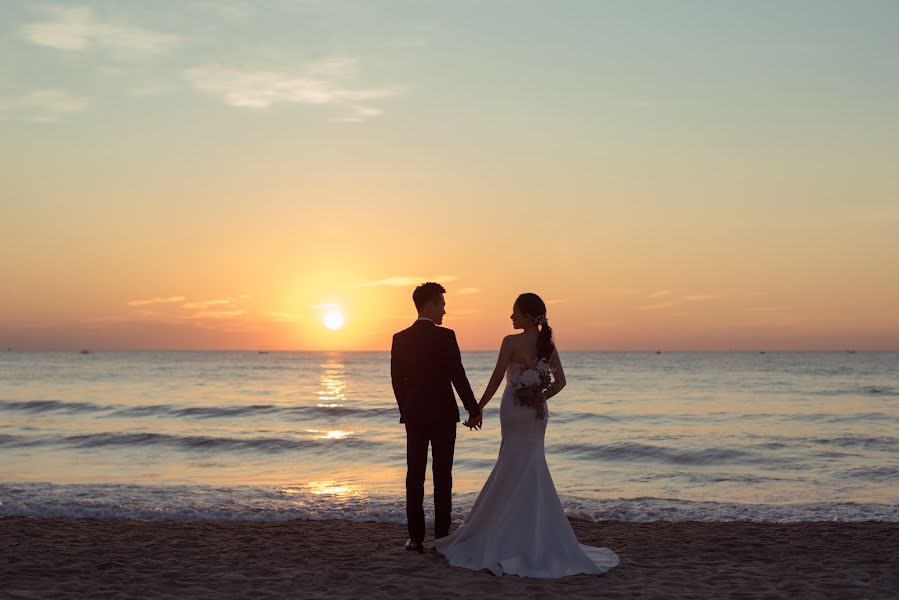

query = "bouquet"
[511, 358, 552, 419]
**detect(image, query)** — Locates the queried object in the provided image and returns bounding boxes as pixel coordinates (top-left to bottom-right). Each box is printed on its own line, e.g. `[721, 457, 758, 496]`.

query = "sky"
[2, 0, 898, 351]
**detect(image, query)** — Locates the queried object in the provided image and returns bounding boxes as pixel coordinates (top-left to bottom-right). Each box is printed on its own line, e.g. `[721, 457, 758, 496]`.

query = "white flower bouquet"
[511, 358, 552, 419]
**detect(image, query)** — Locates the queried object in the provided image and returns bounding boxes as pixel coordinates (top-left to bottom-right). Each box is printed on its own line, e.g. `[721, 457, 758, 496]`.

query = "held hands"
[464, 407, 482, 430]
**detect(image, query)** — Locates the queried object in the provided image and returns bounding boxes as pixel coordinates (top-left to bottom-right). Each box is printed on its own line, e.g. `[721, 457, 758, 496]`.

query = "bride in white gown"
[435, 293, 619, 578]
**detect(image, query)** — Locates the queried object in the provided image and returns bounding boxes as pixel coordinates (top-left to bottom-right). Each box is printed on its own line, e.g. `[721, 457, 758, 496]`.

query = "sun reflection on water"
[306, 429, 355, 440]
[317, 355, 346, 406]
[279, 481, 364, 497]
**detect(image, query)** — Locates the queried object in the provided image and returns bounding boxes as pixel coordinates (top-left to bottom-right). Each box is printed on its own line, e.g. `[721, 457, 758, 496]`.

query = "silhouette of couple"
[390, 282, 618, 578]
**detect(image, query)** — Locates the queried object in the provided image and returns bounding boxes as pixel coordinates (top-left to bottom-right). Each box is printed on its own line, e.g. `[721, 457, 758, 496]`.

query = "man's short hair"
[413, 282, 446, 311]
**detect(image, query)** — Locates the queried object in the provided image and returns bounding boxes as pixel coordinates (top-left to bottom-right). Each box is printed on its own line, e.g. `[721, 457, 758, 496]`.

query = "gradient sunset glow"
[2, 2, 897, 351]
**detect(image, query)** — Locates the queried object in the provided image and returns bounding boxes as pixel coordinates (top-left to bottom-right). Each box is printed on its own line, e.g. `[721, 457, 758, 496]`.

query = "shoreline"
[2, 516, 897, 599]
[3, 482, 897, 523]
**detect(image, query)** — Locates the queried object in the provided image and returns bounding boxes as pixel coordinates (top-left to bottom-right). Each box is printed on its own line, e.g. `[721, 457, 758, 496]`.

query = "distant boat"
[80, 349, 90, 354]
[258, 351, 269, 355]
[759, 351, 765, 355]
[655, 350, 662, 355]
[847, 350, 856, 354]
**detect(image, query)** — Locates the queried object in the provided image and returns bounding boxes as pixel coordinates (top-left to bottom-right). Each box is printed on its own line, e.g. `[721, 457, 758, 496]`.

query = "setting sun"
[323, 309, 345, 331]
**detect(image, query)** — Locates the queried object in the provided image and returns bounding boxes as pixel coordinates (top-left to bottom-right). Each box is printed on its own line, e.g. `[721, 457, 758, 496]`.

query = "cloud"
[456, 288, 480, 295]
[183, 57, 405, 121]
[127, 296, 186, 306]
[647, 290, 671, 299]
[189, 309, 246, 319]
[546, 299, 568, 305]
[21, 6, 177, 55]
[181, 298, 234, 309]
[635, 301, 678, 311]
[0, 89, 90, 123]
[682, 294, 721, 302]
[330, 105, 383, 123]
[362, 275, 458, 287]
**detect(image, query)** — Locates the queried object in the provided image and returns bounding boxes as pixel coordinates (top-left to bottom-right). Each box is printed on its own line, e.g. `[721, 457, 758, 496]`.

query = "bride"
[435, 293, 619, 578]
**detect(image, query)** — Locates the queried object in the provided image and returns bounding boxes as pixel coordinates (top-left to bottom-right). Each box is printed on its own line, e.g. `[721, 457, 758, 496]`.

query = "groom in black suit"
[390, 282, 481, 553]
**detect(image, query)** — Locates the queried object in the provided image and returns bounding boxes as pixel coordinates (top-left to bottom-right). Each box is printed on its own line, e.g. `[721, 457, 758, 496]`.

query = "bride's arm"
[477, 336, 512, 411]
[543, 348, 566, 400]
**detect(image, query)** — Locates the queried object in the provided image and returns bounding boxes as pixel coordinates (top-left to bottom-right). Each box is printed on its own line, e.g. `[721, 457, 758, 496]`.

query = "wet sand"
[1, 517, 896, 599]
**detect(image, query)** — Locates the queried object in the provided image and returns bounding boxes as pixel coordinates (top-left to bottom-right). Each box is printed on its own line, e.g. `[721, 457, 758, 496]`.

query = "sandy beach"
[1, 517, 896, 599]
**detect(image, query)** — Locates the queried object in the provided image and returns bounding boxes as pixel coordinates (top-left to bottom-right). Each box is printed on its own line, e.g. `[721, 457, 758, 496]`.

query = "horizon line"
[3, 348, 895, 353]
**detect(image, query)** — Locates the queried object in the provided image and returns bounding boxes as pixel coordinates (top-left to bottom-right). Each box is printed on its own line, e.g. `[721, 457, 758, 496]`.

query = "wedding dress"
[435, 362, 619, 578]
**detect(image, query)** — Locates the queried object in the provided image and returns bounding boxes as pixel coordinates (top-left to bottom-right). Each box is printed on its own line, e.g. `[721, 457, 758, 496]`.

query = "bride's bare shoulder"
[502, 333, 526, 348]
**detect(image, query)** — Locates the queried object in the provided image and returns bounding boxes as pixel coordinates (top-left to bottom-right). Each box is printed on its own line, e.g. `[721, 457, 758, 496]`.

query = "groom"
[390, 282, 481, 553]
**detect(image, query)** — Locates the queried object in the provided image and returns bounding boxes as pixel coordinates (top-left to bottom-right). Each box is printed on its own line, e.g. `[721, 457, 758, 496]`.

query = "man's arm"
[447, 330, 479, 415]
[390, 334, 406, 412]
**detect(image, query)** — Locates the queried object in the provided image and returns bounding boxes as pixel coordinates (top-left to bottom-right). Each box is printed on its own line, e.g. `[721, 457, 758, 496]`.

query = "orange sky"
[2, 2, 898, 351]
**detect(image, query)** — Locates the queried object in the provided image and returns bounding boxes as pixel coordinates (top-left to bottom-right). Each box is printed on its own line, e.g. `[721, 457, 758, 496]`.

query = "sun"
[323, 309, 345, 331]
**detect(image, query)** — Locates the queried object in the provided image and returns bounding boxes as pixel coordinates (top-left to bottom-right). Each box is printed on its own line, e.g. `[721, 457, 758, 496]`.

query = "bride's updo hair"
[514, 293, 555, 360]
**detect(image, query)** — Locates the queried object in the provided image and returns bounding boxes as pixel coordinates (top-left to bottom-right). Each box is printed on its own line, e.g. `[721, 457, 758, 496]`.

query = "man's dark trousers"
[391, 320, 478, 544]
[405, 422, 456, 542]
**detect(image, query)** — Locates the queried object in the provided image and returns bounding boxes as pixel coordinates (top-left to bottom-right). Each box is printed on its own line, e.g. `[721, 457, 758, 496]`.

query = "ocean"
[1, 350, 897, 523]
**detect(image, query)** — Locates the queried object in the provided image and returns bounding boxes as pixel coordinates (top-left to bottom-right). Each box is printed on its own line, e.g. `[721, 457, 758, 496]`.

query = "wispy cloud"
[330, 105, 383, 123]
[84, 308, 248, 327]
[21, 6, 177, 56]
[0, 89, 90, 123]
[546, 299, 568, 305]
[189, 309, 246, 319]
[183, 57, 405, 121]
[181, 298, 234, 309]
[362, 275, 458, 287]
[647, 290, 671, 299]
[635, 301, 678, 311]
[83, 310, 183, 325]
[456, 288, 480, 295]
[683, 294, 721, 302]
[127, 296, 186, 307]
[87, 293, 257, 330]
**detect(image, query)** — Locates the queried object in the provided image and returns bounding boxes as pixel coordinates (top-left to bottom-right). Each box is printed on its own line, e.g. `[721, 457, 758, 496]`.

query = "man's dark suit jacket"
[390, 319, 478, 424]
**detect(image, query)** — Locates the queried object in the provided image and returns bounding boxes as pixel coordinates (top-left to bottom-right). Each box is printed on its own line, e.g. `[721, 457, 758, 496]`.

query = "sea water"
[1, 351, 897, 522]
